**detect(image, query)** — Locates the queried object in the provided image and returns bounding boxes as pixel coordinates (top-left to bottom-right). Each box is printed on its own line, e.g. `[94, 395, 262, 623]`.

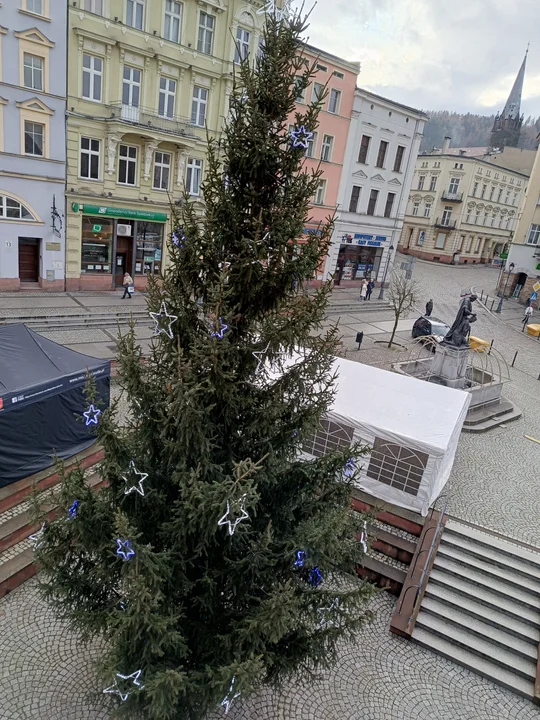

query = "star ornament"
[122, 461, 148, 497]
[150, 301, 178, 340]
[172, 230, 185, 247]
[68, 500, 80, 520]
[290, 125, 313, 150]
[116, 538, 135, 562]
[83, 404, 101, 426]
[221, 677, 240, 715]
[29, 523, 46, 550]
[344, 458, 356, 478]
[317, 598, 341, 629]
[294, 550, 307, 568]
[210, 317, 229, 340]
[218, 494, 249, 536]
[308, 566, 324, 588]
[103, 669, 144, 702]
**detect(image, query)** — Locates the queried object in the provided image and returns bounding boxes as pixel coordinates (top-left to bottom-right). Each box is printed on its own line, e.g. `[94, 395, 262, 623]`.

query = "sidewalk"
[471, 283, 539, 337]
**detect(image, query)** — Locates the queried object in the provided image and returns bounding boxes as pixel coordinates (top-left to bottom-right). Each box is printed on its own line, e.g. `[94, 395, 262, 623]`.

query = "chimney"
[442, 137, 451, 154]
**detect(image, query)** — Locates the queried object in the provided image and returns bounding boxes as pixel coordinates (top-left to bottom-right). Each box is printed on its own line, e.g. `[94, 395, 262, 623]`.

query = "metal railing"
[108, 102, 200, 139]
[435, 217, 457, 229]
[395, 494, 448, 632]
[441, 191, 464, 202]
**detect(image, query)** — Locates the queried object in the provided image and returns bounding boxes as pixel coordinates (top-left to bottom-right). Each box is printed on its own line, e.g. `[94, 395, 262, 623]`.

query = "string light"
[150, 301, 178, 340]
[83, 404, 101, 426]
[116, 538, 135, 562]
[211, 317, 229, 340]
[29, 523, 46, 550]
[344, 458, 356, 478]
[294, 550, 307, 568]
[218, 494, 249, 536]
[172, 229, 185, 247]
[68, 500, 80, 520]
[122, 461, 148, 497]
[317, 598, 341, 629]
[220, 676, 240, 715]
[103, 669, 144, 702]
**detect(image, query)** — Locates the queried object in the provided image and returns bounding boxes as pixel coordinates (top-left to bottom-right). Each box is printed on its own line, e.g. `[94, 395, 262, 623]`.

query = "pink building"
[292, 46, 360, 278]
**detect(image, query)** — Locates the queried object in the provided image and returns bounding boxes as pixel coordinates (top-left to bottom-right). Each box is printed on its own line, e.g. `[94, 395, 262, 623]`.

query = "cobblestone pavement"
[3, 259, 540, 719]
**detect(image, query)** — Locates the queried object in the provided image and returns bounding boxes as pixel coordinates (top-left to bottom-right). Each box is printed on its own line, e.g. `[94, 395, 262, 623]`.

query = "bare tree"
[387, 271, 420, 349]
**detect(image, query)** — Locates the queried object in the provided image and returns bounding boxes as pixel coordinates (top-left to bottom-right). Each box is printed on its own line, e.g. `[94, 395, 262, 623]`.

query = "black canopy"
[0, 324, 110, 487]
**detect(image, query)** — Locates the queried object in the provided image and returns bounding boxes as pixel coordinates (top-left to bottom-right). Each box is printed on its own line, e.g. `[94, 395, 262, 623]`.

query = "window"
[82, 0, 104, 13]
[349, 186, 361, 213]
[153, 151, 171, 190]
[23, 54, 43, 91]
[458, 236, 464, 251]
[448, 177, 460, 194]
[303, 418, 354, 459]
[80, 137, 100, 180]
[159, 77, 176, 119]
[0, 194, 35, 220]
[435, 232, 446, 249]
[135, 223, 164, 275]
[375, 140, 388, 168]
[191, 86, 208, 127]
[483, 212, 488, 225]
[441, 206, 452, 225]
[358, 135, 371, 164]
[312, 82, 324, 103]
[186, 158, 202, 195]
[481, 184, 487, 198]
[328, 89, 341, 114]
[26, 0, 43, 13]
[491, 213, 496, 227]
[82, 54, 102, 102]
[367, 189, 378, 215]
[506, 189, 511, 203]
[429, 176, 437, 192]
[316, 64, 328, 72]
[417, 231, 425, 246]
[417, 175, 425, 191]
[321, 134, 333, 162]
[197, 12, 215, 54]
[126, 0, 145, 29]
[294, 77, 305, 103]
[465, 211, 471, 223]
[313, 179, 326, 205]
[24, 121, 44, 156]
[367, 438, 428, 497]
[490, 186, 495, 200]
[498, 188, 503, 202]
[513, 193, 518, 206]
[393, 145, 405, 173]
[412, 201, 419, 216]
[234, 27, 250, 64]
[118, 144, 138, 185]
[465, 236, 472, 253]
[122, 66, 141, 110]
[475, 209, 480, 224]
[81, 216, 113, 273]
[424, 203, 432, 218]
[164, 0, 182, 43]
[473, 237, 480, 253]
[473, 182, 478, 197]
[527, 224, 540, 245]
[384, 192, 395, 218]
[305, 131, 318, 158]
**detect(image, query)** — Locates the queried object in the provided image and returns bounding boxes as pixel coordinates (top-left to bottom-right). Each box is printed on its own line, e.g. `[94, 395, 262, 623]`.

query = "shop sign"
[45, 242, 61, 251]
[92, 224, 102, 233]
[340, 232, 389, 248]
[304, 227, 323, 235]
[72, 203, 167, 223]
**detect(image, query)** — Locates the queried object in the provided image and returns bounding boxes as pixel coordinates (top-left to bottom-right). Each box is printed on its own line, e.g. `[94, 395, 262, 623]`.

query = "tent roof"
[0, 323, 107, 393]
[330, 357, 470, 453]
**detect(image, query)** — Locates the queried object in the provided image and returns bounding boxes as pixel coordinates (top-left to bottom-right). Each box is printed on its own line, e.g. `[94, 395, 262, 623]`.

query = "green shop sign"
[72, 203, 168, 223]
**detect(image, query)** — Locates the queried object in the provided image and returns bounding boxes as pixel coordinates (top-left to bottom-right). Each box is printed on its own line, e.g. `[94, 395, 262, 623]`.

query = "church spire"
[490, 48, 528, 149]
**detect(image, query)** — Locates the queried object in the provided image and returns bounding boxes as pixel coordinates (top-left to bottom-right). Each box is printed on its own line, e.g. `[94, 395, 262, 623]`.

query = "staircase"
[0, 307, 151, 332]
[412, 518, 540, 700]
[0, 446, 104, 598]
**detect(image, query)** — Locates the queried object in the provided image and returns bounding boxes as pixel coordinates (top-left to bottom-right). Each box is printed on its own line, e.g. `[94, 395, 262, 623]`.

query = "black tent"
[0, 324, 110, 488]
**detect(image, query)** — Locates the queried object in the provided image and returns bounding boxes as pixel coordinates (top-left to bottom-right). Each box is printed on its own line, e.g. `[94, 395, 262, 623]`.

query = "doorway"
[114, 230, 134, 287]
[19, 238, 40, 282]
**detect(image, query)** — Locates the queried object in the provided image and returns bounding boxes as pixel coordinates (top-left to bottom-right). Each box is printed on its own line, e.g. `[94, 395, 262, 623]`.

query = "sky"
[292, 0, 540, 118]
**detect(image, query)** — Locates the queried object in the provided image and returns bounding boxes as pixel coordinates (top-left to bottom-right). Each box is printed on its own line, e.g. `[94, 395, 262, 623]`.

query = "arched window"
[0, 194, 36, 221]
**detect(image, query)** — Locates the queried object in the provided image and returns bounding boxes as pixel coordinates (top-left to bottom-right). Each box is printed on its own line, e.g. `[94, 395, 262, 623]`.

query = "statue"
[444, 295, 477, 347]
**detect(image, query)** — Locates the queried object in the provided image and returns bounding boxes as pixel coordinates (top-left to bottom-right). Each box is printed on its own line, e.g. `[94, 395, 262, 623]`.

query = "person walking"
[366, 280, 375, 301]
[122, 272, 134, 299]
[360, 280, 368, 301]
[425, 299, 433, 317]
[522, 304, 533, 332]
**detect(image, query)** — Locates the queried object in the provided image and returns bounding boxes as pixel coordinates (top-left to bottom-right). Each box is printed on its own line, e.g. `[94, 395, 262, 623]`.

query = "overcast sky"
[293, 0, 540, 118]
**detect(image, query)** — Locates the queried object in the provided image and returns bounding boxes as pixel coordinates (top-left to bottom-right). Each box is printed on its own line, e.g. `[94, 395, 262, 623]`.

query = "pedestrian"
[425, 299, 433, 317]
[522, 304, 533, 332]
[360, 280, 368, 301]
[122, 272, 134, 299]
[366, 280, 375, 301]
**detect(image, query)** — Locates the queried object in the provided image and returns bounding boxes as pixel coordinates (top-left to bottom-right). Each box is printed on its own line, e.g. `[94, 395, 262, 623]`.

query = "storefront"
[334, 233, 387, 284]
[70, 203, 168, 291]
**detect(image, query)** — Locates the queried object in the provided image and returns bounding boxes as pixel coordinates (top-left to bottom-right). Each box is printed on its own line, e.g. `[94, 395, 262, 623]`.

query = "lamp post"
[496, 262, 515, 313]
[378, 245, 395, 300]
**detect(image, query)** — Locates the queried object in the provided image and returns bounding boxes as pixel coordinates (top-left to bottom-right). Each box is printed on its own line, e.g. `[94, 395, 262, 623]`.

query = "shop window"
[81, 216, 113, 273]
[303, 418, 355, 458]
[135, 222, 164, 275]
[366, 438, 428, 497]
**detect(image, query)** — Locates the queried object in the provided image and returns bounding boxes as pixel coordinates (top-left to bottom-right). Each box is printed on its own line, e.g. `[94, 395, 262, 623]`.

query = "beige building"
[65, 0, 269, 291]
[399, 137, 528, 265]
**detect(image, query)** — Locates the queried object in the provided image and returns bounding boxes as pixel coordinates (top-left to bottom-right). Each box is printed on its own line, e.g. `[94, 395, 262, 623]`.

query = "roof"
[420, 153, 531, 179]
[355, 86, 429, 120]
[442, 147, 489, 157]
[0, 324, 107, 394]
[303, 43, 361, 75]
[500, 51, 528, 120]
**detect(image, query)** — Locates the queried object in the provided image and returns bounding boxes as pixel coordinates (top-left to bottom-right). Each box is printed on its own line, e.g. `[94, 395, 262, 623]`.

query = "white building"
[324, 89, 427, 284]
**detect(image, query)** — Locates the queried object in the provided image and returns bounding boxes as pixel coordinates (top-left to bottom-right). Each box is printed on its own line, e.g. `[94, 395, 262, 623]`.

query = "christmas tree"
[33, 9, 375, 719]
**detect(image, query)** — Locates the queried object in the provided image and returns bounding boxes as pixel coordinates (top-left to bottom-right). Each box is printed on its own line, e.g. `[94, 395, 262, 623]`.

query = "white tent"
[302, 357, 471, 516]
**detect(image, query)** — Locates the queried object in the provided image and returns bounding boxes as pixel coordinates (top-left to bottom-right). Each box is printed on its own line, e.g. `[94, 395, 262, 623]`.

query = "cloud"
[293, 0, 539, 116]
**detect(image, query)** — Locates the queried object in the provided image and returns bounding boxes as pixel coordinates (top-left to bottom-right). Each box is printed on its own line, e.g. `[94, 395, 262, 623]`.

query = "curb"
[472, 285, 540, 347]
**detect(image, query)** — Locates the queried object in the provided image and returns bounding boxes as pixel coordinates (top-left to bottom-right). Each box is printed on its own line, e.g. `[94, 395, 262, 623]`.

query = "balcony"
[435, 217, 456, 230]
[108, 103, 200, 139]
[441, 191, 463, 202]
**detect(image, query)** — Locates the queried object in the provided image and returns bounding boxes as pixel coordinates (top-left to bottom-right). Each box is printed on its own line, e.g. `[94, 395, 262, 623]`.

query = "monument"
[431, 295, 478, 389]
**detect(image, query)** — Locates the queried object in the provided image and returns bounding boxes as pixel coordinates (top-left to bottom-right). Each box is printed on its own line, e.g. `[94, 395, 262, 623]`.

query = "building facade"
[324, 89, 427, 284]
[0, 0, 67, 291]
[399, 138, 528, 265]
[65, 0, 268, 291]
[292, 46, 360, 279]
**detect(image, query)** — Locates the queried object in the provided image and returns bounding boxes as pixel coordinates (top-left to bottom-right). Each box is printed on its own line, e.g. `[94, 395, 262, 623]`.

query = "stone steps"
[411, 518, 540, 701]
[462, 397, 522, 433]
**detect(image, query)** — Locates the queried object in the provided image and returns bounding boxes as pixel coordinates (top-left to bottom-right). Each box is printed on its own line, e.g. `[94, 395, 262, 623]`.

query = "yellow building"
[66, 0, 269, 291]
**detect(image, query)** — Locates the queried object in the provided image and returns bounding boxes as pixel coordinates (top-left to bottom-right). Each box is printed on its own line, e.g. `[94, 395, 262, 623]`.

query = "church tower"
[490, 49, 528, 149]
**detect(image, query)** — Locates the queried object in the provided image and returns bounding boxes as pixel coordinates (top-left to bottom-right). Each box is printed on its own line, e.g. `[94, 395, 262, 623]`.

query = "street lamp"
[496, 262, 515, 313]
[378, 245, 395, 300]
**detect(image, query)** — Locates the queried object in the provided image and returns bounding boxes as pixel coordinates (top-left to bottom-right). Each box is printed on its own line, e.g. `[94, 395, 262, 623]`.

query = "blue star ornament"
[294, 550, 307, 568]
[68, 500, 80, 520]
[83, 404, 101, 426]
[122, 461, 148, 497]
[150, 301, 178, 340]
[116, 538, 135, 562]
[172, 229, 185, 247]
[221, 677, 240, 715]
[103, 669, 144, 702]
[344, 458, 356, 478]
[290, 125, 313, 150]
[211, 317, 229, 340]
[308, 566, 324, 587]
[218, 494, 249, 536]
